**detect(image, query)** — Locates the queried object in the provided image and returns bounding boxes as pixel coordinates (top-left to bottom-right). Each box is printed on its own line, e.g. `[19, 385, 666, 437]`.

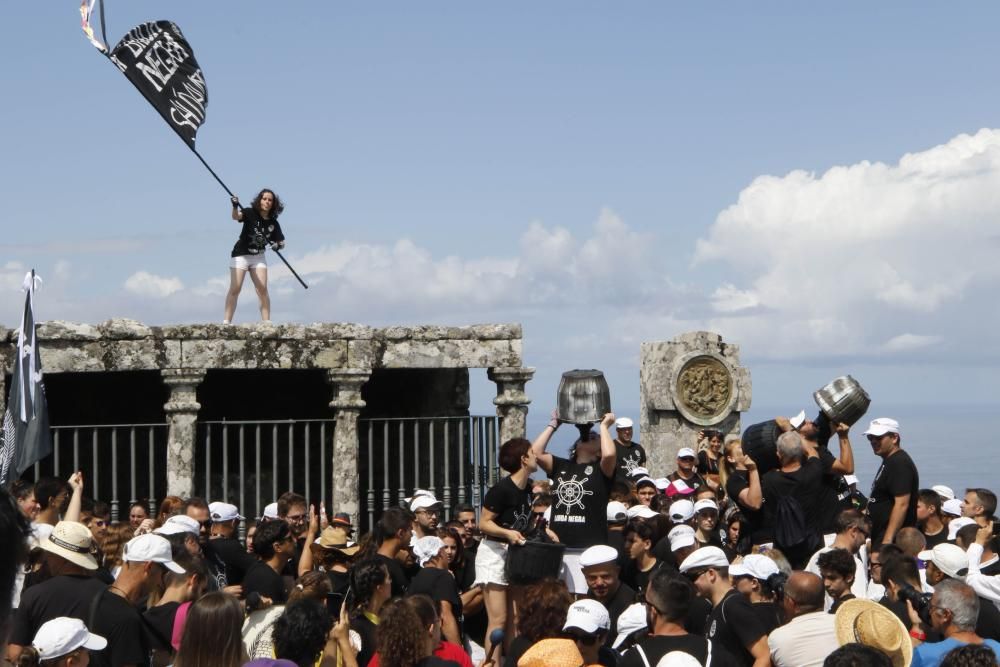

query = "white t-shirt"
[768, 611, 840, 667]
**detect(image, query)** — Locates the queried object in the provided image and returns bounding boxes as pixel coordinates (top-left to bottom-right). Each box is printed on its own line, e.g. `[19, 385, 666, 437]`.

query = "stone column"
[162, 368, 206, 498]
[488, 367, 535, 444]
[327, 369, 370, 525]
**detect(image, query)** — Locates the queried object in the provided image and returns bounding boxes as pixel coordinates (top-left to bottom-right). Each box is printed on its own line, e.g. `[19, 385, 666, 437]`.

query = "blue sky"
[4, 3, 1000, 417]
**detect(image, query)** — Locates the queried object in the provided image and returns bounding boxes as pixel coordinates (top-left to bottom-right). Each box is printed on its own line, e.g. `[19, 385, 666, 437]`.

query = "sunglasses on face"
[679, 457, 696, 462]
[684, 568, 709, 582]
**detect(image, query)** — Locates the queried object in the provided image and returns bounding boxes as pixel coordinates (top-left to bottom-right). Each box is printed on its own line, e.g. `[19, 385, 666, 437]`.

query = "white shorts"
[231, 254, 267, 270]
[560, 548, 588, 594]
[474, 537, 509, 587]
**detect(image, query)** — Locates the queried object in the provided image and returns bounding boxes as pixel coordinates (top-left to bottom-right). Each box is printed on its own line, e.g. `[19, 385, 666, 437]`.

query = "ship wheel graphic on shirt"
[621, 451, 643, 476]
[555, 474, 593, 511]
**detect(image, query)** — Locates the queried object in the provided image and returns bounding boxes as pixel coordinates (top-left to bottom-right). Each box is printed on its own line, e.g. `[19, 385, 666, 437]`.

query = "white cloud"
[694, 128, 1000, 358]
[123, 271, 184, 299]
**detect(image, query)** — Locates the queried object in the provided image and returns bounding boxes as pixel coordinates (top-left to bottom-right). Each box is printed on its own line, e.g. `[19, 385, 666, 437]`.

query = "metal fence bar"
[367, 422, 375, 530]
[129, 427, 137, 505]
[53, 431, 60, 477]
[239, 425, 245, 512]
[304, 422, 311, 502]
[320, 422, 327, 511]
[442, 421, 451, 513]
[270, 424, 277, 501]
[91, 430, 98, 498]
[457, 420, 466, 504]
[287, 422, 294, 492]
[148, 429, 156, 516]
[412, 421, 420, 495]
[255, 430, 261, 519]
[73, 430, 79, 478]
[382, 421, 390, 511]
[110, 429, 119, 521]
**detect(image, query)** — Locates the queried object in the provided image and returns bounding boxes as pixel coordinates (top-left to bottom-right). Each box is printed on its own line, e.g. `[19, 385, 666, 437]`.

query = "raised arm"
[231, 196, 243, 221]
[599, 413, 617, 479]
[829, 422, 855, 475]
[63, 471, 84, 523]
[738, 454, 762, 511]
[531, 411, 560, 474]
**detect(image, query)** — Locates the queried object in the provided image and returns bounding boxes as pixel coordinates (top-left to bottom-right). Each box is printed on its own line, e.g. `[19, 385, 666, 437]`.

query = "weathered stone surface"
[380, 339, 520, 369]
[640, 331, 752, 476]
[36, 321, 101, 340]
[489, 367, 535, 445]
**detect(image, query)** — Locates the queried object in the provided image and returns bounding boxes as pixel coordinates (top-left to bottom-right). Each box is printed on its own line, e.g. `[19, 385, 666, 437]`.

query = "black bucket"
[741, 420, 780, 476]
[505, 541, 566, 585]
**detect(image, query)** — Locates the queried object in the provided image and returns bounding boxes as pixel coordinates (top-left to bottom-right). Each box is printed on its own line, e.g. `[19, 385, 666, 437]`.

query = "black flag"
[0, 272, 52, 487]
[108, 21, 208, 149]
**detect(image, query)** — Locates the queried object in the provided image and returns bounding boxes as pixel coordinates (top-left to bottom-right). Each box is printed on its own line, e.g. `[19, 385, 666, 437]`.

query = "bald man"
[768, 572, 840, 667]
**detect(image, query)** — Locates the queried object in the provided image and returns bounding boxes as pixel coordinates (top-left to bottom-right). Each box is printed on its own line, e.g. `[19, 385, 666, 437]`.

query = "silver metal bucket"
[556, 369, 611, 425]
[813, 375, 871, 426]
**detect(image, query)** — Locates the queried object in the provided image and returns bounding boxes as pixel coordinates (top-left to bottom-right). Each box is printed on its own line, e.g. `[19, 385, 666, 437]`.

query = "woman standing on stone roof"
[224, 189, 286, 324]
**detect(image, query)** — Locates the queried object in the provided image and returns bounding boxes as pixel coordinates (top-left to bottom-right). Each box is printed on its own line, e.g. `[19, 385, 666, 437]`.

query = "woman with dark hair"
[273, 598, 333, 667]
[376, 598, 458, 667]
[723, 512, 751, 559]
[347, 558, 392, 667]
[475, 436, 537, 663]
[503, 578, 573, 667]
[243, 571, 332, 659]
[155, 496, 184, 528]
[369, 596, 471, 667]
[11, 480, 39, 523]
[224, 189, 286, 324]
[127, 502, 149, 531]
[173, 592, 246, 667]
[696, 430, 724, 487]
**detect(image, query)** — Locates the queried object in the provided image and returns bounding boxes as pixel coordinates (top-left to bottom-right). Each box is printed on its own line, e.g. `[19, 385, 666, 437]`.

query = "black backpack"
[772, 494, 811, 549]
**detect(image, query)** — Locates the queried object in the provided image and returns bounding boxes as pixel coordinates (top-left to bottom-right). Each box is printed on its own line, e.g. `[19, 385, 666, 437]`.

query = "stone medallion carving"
[674, 355, 733, 425]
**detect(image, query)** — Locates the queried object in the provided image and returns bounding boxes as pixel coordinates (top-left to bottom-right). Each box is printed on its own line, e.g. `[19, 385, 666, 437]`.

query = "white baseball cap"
[579, 545, 619, 568]
[693, 499, 718, 514]
[932, 485, 956, 501]
[409, 495, 442, 512]
[678, 546, 729, 573]
[729, 554, 779, 580]
[948, 517, 977, 541]
[160, 514, 200, 536]
[607, 501, 628, 523]
[153, 523, 190, 537]
[32, 617, 106, 660]
[863, 417, 900, 437]
[918, 543, 969, 579]
[789, 410, 806, 430]
[122, 534, 185, 573]
[664, 479, 695, 498]
[626, 504, 659, 520]
[262, 502, 280, 519]
[612, 603, 647, 649]
[628, 467, 650, 479]
[209, 502, 244, 522]
[412, 536, 445, 566]
[563, 599, 611, 634]
[615, 417, 634, 429]
[942, 499, 963, 517]
[634, 476, 657, 489]
[668, 499, 695, 523]
[654, 478, 672, 492]
[677, 448, 697, 459]
[668, 525, 696, 551]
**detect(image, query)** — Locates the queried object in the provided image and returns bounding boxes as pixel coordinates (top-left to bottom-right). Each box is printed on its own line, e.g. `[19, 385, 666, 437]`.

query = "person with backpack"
[761, 431, 825, 569]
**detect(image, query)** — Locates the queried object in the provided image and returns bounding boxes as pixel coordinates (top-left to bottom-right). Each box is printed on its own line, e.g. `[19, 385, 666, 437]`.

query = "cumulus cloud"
[694, 128, 1000, 359]
[124, 271, 184, 299]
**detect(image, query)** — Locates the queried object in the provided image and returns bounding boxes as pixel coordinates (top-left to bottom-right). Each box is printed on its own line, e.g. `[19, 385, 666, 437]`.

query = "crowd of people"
[1, 411, 1000, 667]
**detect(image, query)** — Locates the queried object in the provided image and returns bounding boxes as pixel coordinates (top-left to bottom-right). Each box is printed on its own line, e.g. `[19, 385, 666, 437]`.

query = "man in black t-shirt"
[619, 568, 724, 667]
[864, 418, 919, 546]
[680, 546, 770, 667]
[799, 416, 856, 536]
[374, 507, 414, 597]
[207, 501, 256, 588]
[243, 519, 295, 604]
[613, 417, 646, 480]
[409, 536, 463, 645]
[761, 431, 825, 568]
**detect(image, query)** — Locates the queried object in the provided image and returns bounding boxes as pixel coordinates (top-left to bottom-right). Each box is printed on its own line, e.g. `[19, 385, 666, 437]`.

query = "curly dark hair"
[515, 578, 573, 643]
[348, 558, 389, 613]
[377, 598, 431, 667]
[940, 643, 999, 667]
[253, 518, 291, 560]
[252, 189, 285, 219]
[822, 643, 893, 667]
[273, 598, 331, 667]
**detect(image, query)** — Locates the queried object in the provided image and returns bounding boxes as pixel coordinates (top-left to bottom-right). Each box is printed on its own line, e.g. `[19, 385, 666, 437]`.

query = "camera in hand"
[897, 584, 933, 624]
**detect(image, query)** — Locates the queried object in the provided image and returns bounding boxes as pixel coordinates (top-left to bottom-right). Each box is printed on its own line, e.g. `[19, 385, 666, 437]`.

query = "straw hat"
[517, 638, 584, 667]
[40, 522, 98, 570]
[834, 598, 912, 667]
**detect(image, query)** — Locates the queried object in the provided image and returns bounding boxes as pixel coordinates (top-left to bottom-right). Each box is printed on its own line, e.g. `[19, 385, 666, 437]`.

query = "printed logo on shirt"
[621, 451, 643, 476]
[555, 473, 593, 512]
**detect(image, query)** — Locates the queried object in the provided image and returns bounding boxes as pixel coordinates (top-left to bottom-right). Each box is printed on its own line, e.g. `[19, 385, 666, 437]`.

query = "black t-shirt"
[351, 612, 379, 667]
[976, 595, 1000, 641]
[143, 601, 180, 652]
[231, 208, 285, 257]
[375, 553, 410, 597]
[761, 457, 825, 545]
[11, 574, 108, 646]
[407, 567, 463, 627]
[622, 560, 663, 596]
[89, 590, 149, 667]
[242, 561, 288, 603]
[206, 537, 258, 587]
[750, 601, 783, 634]
[981, 559, 1000, 577]
[549, 455, 613, 548]
[503, 635, 533, 667]
[813, 446, 844, 535]
[829, 594, 856, 615]
[327, 569, 351, 597]
[923, 528, 949, 549]
[725, 470, 769, 545]
[615, 441, 647, 479]
[619, 635, 714, 667]
[686, 596, 712, 636]
[868, 450, 919, 545]
[705, 590, 767, 667]
[481, 476, 532, 533]
[697, 450, 720, 477]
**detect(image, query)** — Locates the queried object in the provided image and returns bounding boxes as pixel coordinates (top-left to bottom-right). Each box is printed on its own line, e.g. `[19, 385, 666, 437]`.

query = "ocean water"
[520, 404, 1000, 496]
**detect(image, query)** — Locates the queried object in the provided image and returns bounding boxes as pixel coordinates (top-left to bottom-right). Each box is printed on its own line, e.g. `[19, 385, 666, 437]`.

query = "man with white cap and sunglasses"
[667, 448, 707, 494]
[563, 598, 617, 666]
[206, 501, 256, 588]
[89, 533, 184, 667]
[613, 417, 646, 480]
[864, 417, 919, 546]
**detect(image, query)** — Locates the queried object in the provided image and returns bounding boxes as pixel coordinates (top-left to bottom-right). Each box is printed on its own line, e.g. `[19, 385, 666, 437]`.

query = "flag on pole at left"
[0, 271, 52, 487]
